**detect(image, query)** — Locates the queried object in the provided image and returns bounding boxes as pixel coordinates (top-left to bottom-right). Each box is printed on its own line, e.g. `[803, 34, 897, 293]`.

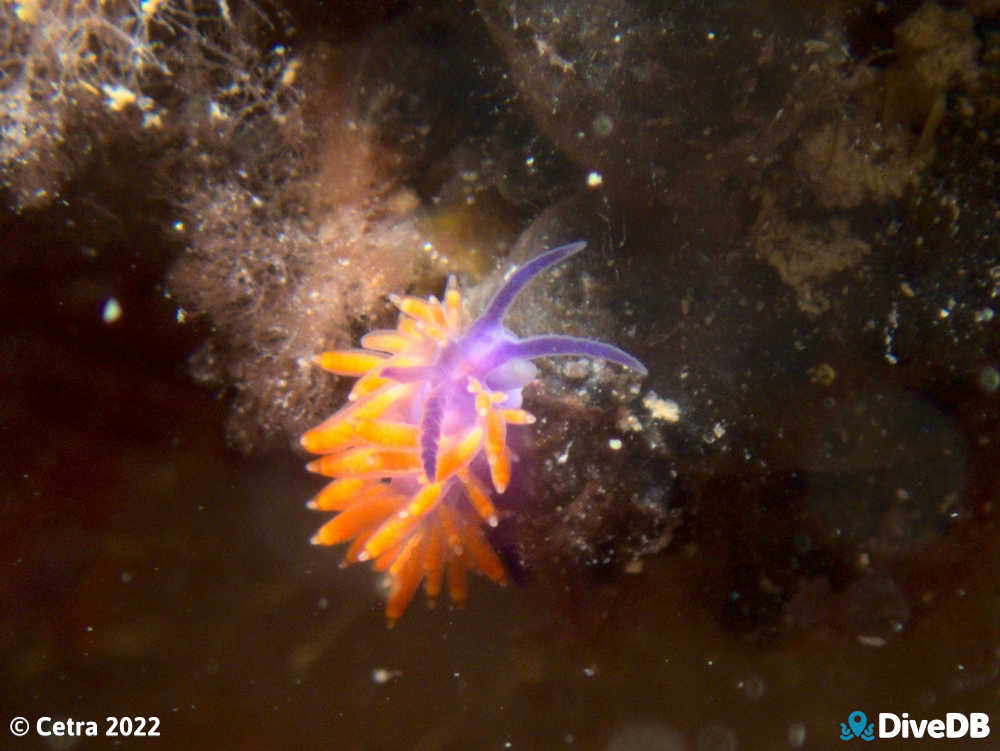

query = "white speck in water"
[562, 359, 590, 379]
[372, 667, 401, 684]
[102, 297, 122, 323]
[884, 303, 899, 364]
[556, 440, 573, 464]
[974, 307, 994, 323]
[643, 391, 681, 423]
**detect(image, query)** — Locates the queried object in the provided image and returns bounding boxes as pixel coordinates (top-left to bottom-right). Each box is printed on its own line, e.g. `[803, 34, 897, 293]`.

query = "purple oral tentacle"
[466, 241, 587, 339]
[491, 335, 648, 374]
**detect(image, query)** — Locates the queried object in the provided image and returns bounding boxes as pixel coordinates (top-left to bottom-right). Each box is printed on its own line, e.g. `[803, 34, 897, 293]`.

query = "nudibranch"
[301, 241, 646, 623]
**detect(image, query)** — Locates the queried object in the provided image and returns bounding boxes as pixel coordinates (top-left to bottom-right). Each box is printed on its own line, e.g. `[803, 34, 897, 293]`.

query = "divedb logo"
[840, 710, 991, 741]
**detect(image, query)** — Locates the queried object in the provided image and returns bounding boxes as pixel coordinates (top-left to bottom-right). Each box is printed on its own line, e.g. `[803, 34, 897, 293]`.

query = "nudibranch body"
[302, 241, 646, 622]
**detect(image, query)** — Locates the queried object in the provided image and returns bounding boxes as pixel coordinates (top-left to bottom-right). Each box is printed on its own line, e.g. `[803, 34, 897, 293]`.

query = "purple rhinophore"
[419, 241, 646, 481]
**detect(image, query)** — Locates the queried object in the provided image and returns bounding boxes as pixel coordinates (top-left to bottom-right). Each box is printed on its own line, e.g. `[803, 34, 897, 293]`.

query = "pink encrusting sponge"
[301, 242, 647, 622]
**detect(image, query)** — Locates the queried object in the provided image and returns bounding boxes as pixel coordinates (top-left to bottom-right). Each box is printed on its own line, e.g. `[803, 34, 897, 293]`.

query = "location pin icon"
[848, 711, 867, 738]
